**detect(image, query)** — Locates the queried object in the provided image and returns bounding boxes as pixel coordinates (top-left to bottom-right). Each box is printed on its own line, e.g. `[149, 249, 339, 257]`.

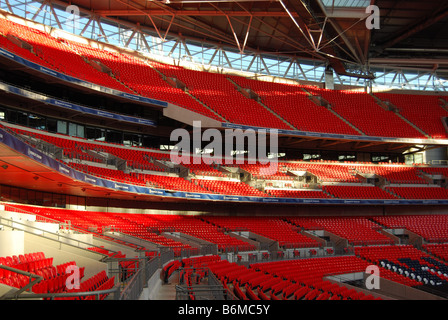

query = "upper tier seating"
[61, 39, 224, 121]
[307, 88, 427, 138]
[153, 64, 292, 129]
[1, 17, 446, 142]
[229, 75, 362, 136]
[375, 92, 448, 139]
[0, 18, 445, 141]
[0, 17, 134, 94]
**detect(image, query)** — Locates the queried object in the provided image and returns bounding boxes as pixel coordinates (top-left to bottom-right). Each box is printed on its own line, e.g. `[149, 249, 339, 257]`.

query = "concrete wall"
[362, 274, 446, 300]
[0, 231, 24, 257]
[24, 232, 107, 279]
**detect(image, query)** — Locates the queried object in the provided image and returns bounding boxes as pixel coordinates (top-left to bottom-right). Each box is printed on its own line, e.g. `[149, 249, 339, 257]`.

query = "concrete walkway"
[153, 272, 179, 300]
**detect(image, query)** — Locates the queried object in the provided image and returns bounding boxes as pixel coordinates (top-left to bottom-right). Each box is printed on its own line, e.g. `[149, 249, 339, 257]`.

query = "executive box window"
[68, 122, 85, 138]
[28, 114, 46, 130]
[123, 133, 141, 147]
[8, 109, 28, 126]
[46, 118, 68, 135]
[57, 120, 68, 135]
[106, 129, 122, 144]
[86, 127, 106, 142]
[0, 105, 161, 151]
[0, 185, 67, 207]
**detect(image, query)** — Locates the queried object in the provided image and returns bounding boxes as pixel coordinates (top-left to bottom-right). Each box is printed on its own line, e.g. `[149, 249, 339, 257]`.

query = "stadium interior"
[0, 0, 448, 302]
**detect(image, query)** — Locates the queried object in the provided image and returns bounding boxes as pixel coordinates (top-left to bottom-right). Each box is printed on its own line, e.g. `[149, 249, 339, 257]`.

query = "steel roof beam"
[94, 9, 296, 17]
[378, 5, 448, 50]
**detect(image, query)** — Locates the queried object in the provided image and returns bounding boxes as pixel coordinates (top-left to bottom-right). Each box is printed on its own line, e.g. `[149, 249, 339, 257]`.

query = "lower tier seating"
[0, 251, 113, 299]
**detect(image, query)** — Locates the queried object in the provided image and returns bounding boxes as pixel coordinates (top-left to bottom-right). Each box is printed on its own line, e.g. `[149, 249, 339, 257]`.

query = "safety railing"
[2, 203, 148, 254]
[0, 265, 120, 300]
[175, 266, 237, 300]
[0, 213, 118, 260]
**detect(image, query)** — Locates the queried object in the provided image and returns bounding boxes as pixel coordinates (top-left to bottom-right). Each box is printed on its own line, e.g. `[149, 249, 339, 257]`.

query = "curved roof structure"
[39, 0, 448, 78]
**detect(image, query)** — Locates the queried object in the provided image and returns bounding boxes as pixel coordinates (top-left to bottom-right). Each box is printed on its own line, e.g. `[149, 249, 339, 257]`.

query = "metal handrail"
[1, 204, 153, 255]
[0, 265, 43, 298]
[119, 267, 144, 300]
[2, 288, 120, 300]
[0, 214, 114, 259]
[0, 265, 119, 300]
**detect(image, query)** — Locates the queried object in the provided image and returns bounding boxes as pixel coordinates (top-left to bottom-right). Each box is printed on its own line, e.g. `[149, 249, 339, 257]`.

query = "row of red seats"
[0, 252, 90, 295]
[375, 92, 448, 139]
[310, 88, 426, 139]
[237, 163, 295, 181]
[285, 216, 394, 246]
[229, 75, 361, 136]
[119, 214, 255, 253]
[0, 19, 224, 123]
[254, 255, 410, 299]
[8, 203, 448, 254]
[2, 18, 446, 140]
[0, 18, 134, 94]
[63, 39, 225, 121]
[13, 204, 200, 256]
[62, 270, 115, 300]
[281, 162, 363, 183]
[386, 186, 448, 200]
[203, 216, 322, 249]
[267, 189, 331, 199]
[12, 125, 448, 201]
[12, 126, 170, 172]
[371, 215, 448, 243]
[181, 162, 228, 177]
[14, 128, 101, 164]
[356, 165, 427, 184]
[0, 251, 45, 267]
[157, 65, 292, 129]
[354, 245, 446, 287]
[193, 179, 268, 197]
[423, 244, 448, 261]
[18, 123, 441, 186]
[204, 256, 380, 300]
[323, 185, 397, 199]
